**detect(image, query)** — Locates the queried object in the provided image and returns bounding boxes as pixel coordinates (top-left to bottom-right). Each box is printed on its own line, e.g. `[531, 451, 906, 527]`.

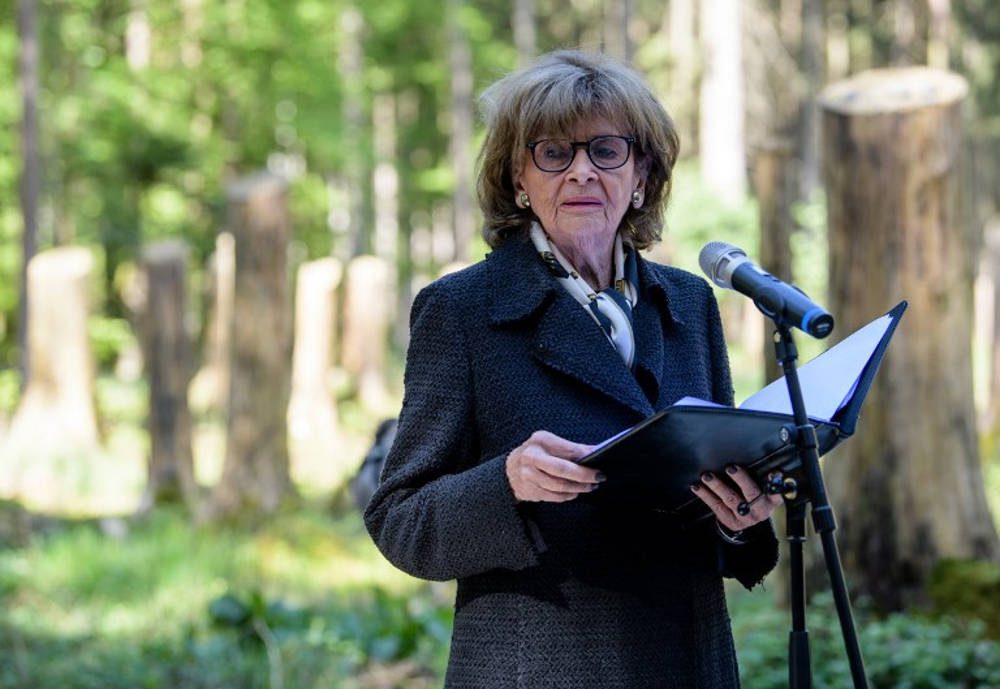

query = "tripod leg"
[817, 519, 870, 689]
[788, 501, 812, 689]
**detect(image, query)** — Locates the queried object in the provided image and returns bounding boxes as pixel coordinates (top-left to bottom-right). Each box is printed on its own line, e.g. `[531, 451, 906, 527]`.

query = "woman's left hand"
[691, 465, 783, 531]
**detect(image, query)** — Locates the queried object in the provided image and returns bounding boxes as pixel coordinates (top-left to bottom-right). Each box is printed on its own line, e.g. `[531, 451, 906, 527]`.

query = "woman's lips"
[561, 196, 603, 207]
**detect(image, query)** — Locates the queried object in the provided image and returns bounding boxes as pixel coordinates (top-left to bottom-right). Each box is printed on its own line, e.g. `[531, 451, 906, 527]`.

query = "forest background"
[2, 0, 1000, 688]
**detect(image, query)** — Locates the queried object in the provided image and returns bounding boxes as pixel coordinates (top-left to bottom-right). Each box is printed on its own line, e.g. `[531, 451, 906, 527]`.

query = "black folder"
[580, 302, 907, 524]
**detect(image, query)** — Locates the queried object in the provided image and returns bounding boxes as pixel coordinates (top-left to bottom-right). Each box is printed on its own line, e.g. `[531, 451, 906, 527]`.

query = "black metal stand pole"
[773, 324, 870, 689]
[787, 500, 811, 689]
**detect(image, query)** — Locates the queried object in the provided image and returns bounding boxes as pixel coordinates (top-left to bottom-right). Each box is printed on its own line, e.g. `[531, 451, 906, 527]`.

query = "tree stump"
[134, 241, 196, 511]
[189, 231, 235, 414]
[820, 67, 999, 609]
[287, 257, 343, 489]
[342, 255, 394, 413]
[0, 247, 100, 505]
[210, 173, 294, 519]
[752, 141, 796, 385]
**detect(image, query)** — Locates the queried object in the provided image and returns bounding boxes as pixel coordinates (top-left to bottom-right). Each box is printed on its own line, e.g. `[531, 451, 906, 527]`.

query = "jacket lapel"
[630, 254, 685, 408]
[533, 294, 655, 417]
[487, 236, 658, 418]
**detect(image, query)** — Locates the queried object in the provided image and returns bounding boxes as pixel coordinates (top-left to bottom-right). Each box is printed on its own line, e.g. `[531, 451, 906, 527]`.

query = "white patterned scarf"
[529, 222, 640, 368]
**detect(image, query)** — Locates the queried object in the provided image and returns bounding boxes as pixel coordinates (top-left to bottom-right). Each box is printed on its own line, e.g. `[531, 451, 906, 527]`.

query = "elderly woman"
[365, 50, 781, 688]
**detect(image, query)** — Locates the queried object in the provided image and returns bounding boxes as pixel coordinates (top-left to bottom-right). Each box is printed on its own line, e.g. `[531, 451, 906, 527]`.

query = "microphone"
[699, 241, 834, 339]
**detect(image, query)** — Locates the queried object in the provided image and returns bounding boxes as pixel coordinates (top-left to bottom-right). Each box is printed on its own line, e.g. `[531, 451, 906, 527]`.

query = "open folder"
[580, 301, 907, 524]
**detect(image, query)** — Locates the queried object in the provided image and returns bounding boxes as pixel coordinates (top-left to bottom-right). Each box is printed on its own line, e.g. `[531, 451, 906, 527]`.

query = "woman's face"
[514, 116, 644, 253]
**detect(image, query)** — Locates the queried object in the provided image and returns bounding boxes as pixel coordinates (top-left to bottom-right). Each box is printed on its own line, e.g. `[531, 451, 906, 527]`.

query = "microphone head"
[698, 241, 746, 288]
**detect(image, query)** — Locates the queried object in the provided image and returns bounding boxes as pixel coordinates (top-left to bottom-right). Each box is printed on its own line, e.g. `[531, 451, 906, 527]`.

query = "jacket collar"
[485, 233, 684, 417]
[486, 234, 685, 326]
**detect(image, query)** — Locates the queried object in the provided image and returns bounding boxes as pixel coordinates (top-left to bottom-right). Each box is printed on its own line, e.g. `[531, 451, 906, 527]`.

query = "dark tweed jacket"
[365, 234, 779, 689]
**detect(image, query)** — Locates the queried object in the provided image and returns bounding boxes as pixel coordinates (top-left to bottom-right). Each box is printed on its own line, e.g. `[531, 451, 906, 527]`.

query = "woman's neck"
[551, 233, 616, 291]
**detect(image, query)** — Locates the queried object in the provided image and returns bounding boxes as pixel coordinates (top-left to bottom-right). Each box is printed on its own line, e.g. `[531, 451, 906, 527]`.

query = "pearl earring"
[518, 192, 531, 208]
[631, 190, 643, 208]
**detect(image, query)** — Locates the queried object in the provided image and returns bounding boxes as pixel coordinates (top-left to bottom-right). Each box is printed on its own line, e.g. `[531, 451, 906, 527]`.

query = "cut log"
[210, 173, 295, 519]
[820, 67, 999, 609]
[0, 247, 100, 507]
[287, 257, 343, 489]
[135, 240, 196, 511]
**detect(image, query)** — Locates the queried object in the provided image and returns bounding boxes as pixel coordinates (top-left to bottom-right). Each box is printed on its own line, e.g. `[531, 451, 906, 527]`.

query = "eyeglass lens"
[531, 136, 631, 172]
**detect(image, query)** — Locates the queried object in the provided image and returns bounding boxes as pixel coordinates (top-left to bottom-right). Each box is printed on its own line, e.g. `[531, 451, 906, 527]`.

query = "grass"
[0, 503, 451, 689]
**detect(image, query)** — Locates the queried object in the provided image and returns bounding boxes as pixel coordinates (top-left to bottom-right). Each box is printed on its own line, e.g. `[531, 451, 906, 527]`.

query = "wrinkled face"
[514, 117, 645, 253]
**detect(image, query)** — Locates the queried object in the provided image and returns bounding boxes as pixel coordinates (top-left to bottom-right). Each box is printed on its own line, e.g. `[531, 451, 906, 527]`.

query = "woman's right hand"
[505, 430, 604, 503]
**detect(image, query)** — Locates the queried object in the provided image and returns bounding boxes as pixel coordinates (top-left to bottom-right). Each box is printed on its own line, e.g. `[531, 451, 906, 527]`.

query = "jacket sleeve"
[363, 281, 541, 581]
[703, 282, 781, 588]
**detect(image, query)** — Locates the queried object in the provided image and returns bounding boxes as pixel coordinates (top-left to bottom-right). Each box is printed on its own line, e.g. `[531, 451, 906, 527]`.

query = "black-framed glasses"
[526, 135, 635, 173]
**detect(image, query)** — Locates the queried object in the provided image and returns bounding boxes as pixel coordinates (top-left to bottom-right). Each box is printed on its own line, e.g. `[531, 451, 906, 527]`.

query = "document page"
[738, 313, 894, 421]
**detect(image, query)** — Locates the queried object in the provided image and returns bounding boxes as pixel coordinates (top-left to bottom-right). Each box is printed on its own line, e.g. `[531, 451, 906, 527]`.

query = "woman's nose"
[565, 148, 598, 182]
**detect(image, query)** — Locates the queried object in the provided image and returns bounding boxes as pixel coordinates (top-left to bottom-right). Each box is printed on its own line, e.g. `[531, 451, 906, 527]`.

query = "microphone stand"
[770, 321, 870, 689]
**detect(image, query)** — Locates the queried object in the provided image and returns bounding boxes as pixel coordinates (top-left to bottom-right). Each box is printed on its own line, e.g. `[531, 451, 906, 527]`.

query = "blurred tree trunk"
[190, 232, 236, 415]
[448, 0, 474, 262]
[779, 0, 801, 48]
[372, 93, 398, 268]
[798, 0, 824, 197]
[342, 255, 394, 414]
[211, 173, 295, 520]
[820, 68, 999, 610]
[134, 241, 196, 512]
[0, 249, 100, 505]
[985, 222, 1000, 436]
[287, 258, 342, 491]
[890, 0, 922, 65]
[668, 0, 697, 155]
[125, 0, 151, 70]
[751, 142, 796, 385]
[190, 232, 234, 415]
[926, 0, 951, 69]
[514, 0, 536, 66]
[339, 5, 368, 258]
[700, 0, 746, 204]
[17, 0, 40, 391]
[602, 0, 631, 61]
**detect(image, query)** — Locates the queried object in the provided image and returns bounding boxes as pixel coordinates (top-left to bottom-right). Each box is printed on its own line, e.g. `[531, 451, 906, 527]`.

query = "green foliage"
[928, 559, 1000, 638]
[88, 316, 137, 371]
[731, 589, 1000, 689]
[0, 505, 449, 689]
[0, 367, 20, 417]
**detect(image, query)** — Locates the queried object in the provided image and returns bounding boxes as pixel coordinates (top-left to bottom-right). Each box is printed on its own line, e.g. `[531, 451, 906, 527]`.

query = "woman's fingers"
[506, 431, 604, 503]
[690, 465, 783, 531]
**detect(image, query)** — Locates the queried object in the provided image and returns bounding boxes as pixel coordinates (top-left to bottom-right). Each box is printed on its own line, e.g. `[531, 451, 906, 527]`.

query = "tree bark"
[190, 232, 234, 414]
[513, 0, 536, 66]
[0, 248, 100, 505]
[700, 0, 747, 204]
[602, 0, 631, 61]
[667, 0, 697, 155]
[798, 0, 824, 197]
[338, 5, 368, 259]
[372, 93, 398, 267]
[448, 0, 475, 262]
[135, 241, 196, 511]
[17, 0, 40, 391]
[984, 221, 1000, 435]
[211, 173, 295, 519]
[751, 141, 796, 384]
[820, 68, 999, 610]
[342, 255, 394, 414]
[287, 258, 343, 490]
[926, 0, 951, 69]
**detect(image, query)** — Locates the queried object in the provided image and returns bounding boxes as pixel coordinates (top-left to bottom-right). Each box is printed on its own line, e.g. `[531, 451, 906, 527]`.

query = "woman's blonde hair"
[477, 50, 679, 249]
